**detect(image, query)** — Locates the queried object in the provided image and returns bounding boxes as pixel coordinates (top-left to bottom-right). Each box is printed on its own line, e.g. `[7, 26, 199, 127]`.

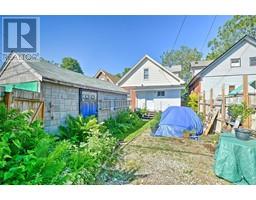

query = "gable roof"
[0, 53, 127, 94]
[190, 60, 213, 68]
[166, 65, 182, 73]
[117, 55, 185, 86]
[94, 69, 120, 84]
[188, 35, 256, 87]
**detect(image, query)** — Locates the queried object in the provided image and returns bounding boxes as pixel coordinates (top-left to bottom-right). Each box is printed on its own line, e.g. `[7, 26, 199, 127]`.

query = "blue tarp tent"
[154, 106, 203, 138]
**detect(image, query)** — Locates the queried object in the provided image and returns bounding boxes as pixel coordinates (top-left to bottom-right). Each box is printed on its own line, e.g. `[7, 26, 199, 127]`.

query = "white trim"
[94, 69, 105, 78]
[117, 55, 185, 86]
[189, 35, 256, 86]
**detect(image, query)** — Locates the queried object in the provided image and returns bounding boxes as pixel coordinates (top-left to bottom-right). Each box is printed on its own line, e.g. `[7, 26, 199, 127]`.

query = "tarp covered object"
[154, 106, 203, 138]
[214, 133, 256, 185]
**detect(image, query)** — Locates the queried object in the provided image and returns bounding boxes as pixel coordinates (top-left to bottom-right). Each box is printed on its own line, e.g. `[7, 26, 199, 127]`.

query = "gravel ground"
[113, 128, 229, 185]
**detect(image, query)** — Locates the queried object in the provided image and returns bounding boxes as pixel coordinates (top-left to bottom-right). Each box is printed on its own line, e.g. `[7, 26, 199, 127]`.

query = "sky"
[0, 15, 231, 76]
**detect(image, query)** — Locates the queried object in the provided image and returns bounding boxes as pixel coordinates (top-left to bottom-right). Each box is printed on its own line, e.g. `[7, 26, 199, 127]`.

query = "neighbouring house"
[190, 60, 213, 77]
[165, 65, 182, 78]
[117, 55, 185, 112]
[189, 35, 256, 100]
[94, 69, 120, 84]
[0, 53, 128, 132]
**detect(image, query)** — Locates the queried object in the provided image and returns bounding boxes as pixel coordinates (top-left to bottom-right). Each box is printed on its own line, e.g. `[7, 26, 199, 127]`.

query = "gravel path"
[115, 128, 229, 185]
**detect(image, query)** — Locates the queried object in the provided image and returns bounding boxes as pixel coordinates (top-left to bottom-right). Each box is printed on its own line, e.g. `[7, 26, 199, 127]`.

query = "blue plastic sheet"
[154, 106, 203, 138]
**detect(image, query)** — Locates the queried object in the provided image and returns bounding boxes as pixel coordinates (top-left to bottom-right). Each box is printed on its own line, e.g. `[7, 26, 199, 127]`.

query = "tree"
[61, 57, 83, 74]
[116, 67, 131, 78]
[207, 16, 256, 60]
[161, 46, 202, 82]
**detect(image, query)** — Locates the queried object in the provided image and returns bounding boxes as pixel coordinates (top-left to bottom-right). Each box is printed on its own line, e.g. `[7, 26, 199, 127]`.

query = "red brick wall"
[189, 79, 201, 94]
[122, 87, 137, 111]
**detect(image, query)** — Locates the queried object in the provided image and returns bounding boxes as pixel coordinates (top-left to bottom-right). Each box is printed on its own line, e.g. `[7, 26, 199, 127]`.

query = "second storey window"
[144, 68, 149, 79]
[250, 57, 256, 66]
[230, 58, 241, 68]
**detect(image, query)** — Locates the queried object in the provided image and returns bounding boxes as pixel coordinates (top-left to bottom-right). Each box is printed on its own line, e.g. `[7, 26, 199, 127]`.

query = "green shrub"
[103, 110, 145, 140]
[135, 108, 147, 118]
[59, 115, 102, 144]
[0, 104, 117, 185]
[0, 103, 69, 184]
[228, 102, 255, 122]
[187, 92, 199, 113]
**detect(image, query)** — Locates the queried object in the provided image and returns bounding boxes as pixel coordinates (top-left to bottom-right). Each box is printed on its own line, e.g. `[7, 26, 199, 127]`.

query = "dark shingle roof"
[26, 59, 127, 94]
[96, 70, 120, 84]
[190, 60, 213, 68]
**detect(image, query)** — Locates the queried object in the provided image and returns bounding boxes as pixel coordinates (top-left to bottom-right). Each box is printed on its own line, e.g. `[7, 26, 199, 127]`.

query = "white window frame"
[230, 58, 241, 68]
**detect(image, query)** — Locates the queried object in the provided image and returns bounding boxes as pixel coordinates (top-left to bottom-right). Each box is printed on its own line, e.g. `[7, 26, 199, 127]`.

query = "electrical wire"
[172, 16, 187, 50]
[200, 16, 217, 53]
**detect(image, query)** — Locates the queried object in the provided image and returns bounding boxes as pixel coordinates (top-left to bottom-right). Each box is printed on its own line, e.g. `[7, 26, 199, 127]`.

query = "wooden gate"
[4, 88, 45, 123]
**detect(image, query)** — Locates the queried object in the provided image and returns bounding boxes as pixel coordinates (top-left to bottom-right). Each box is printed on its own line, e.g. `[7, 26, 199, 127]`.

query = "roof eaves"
[188, 35, 256, 87]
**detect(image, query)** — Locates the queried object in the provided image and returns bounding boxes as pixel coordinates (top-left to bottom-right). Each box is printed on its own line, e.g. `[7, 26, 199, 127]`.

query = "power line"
[200, 16, 217, 53]
[172, 16, 187, 50]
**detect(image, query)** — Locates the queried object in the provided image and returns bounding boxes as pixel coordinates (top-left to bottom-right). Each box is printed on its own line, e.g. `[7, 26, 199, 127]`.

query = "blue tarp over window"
[154, 106, 203, 138]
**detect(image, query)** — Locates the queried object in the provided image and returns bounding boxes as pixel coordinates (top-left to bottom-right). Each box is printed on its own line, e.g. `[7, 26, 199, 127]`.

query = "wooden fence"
[1, 88, 45, 123]
[199, 75, 256, 134]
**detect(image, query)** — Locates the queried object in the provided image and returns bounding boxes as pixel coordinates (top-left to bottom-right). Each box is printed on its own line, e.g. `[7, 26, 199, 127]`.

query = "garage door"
[80, 89, 98, 118]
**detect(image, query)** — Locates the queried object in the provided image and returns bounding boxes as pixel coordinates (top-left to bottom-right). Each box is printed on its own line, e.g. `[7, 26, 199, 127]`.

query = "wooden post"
[243, 74, 249, 128]
[210, 88, 213, 111]
[203, 91, 206, 119]
[221, 84, 226, 130]
[198, 92, 200, 113]
[4, 92, 12, 110]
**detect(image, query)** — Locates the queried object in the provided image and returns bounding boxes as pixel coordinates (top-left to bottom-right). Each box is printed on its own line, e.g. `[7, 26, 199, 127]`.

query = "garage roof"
[27, 59, 127, 94]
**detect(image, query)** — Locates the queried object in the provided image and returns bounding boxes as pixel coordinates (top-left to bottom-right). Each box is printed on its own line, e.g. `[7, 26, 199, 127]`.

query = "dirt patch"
[111, 128, 228, 185]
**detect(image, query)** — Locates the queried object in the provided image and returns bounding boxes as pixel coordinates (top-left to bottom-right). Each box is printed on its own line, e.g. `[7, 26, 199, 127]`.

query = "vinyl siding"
[201, 41, 256, 99]
[120, 59, 181, 87]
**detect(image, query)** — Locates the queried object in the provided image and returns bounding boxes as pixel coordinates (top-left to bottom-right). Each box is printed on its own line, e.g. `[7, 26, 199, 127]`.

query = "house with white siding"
[189, 35, 256, 100]
[117, 55, 185, 112]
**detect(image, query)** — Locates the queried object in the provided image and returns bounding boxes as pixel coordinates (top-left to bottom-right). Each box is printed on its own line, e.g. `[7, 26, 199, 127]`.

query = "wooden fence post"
[221, 84, 226, 130]
[198, 92, 200, 113]
[243, 74, 250, 128]
[4, 92, 12, 110]
[210, 88, 213, 111]
[203, 91, 206, 118]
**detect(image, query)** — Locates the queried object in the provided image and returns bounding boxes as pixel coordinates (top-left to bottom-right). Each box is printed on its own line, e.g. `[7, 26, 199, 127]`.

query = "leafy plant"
[228, 102, 255, 122]
[59, 115, 102, 144]
[103, 110, 145, 140]
[135, 108, 148, 118]
[187, 92, 199, 113]
[0, 104, 117, 185]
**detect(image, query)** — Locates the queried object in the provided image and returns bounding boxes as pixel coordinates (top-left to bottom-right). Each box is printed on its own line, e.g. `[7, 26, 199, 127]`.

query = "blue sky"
[0, 15, 231, 76]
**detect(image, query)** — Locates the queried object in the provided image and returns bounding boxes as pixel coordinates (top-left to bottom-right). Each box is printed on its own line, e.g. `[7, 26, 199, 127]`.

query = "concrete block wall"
[0, 86, 4, 102]
[41, 82, 79, 133]
[97, 91, 128, 122]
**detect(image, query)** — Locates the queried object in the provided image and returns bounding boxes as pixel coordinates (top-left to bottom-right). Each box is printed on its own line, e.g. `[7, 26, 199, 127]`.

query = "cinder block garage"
[0, 53, 128, 133]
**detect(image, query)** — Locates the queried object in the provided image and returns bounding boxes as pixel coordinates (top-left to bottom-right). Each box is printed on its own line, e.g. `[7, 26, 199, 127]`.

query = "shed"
[0, 53, 128, 133]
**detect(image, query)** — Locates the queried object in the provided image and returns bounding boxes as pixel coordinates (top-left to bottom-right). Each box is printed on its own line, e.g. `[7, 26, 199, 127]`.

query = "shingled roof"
[25, 59, 127, 94]
[94, 69, 120, 84]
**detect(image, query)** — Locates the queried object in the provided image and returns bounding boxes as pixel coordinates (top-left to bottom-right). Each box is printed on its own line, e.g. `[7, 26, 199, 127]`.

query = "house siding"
[121, 59, 181, 87]
[136, 89, 181, 111]
[201, 40, 256, 100]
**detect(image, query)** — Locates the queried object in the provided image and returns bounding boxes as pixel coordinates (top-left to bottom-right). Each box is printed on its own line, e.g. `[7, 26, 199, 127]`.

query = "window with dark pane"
[144, 68, 149, 79]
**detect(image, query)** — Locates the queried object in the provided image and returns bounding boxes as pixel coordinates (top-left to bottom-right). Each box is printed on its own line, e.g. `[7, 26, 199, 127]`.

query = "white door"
[146, 100, 155, 111]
